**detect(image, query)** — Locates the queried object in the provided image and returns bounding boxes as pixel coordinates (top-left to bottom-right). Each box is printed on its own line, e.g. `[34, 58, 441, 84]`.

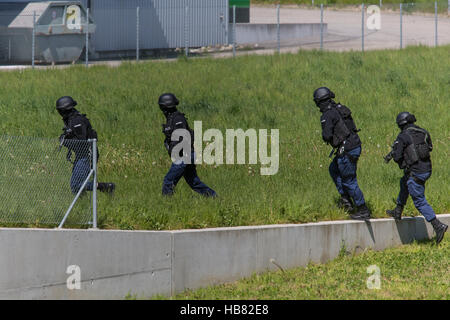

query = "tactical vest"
[403, 127, 431, 166]
[332, 104, 358, 147]
[65, 113, 99, 162]
[66, 113, 98, 141]
[162, 112, 194, 152]
[85, 117, 98, 140]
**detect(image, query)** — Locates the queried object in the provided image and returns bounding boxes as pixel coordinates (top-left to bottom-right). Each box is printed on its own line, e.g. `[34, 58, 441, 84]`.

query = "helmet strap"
[317, 99, 332, 112]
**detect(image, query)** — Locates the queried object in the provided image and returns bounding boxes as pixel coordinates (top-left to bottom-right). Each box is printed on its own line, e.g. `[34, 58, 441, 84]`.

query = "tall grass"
[0, 45, 448, 230]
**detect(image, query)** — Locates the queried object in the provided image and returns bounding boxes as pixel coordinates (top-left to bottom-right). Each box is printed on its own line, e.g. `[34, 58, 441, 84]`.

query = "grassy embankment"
[159, 236, 449, 300]
[0, 45, 448, 230]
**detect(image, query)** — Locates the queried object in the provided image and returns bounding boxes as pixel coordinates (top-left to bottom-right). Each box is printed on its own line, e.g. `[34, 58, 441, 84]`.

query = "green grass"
[162, 235, 449, 299]
[0, 45, 448, 230]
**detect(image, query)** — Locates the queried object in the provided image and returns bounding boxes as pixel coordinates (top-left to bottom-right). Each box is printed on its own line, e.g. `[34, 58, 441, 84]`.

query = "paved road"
[248, 6, 450, 51]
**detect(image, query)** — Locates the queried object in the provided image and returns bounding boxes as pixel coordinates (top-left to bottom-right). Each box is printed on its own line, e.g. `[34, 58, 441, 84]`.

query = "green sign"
[229, 0, 250, 8]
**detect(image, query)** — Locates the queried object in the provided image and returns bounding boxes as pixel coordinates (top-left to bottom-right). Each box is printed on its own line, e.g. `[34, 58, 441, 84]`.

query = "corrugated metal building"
[0, 1, 95, 62]
[0, 0, 229, 56]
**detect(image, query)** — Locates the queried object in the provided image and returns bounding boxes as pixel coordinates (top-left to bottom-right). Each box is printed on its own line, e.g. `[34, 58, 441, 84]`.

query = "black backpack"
[403, 127, 431, 165]
[331, 104, 358, 147]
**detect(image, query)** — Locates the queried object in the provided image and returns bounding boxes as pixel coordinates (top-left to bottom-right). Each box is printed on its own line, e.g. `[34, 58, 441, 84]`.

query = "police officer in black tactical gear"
[385, 112, 447, 244]
[313, 87, 371, 220]
[56, 96, 115, 195]
[159, 93, 216, 197]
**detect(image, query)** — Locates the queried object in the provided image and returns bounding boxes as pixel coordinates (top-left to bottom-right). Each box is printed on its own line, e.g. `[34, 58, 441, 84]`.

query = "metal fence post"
[92, 139, 97, 229]
[400, 3, 403, 49]
[137, 6, 140, 61]
[185, 5, 189, 58]
[85, 8, 89, 67]
[225, 3, 229, 46]
[277, 4, 280, 54]
[58, 169, 94, 229]
[361, 3, 364, 52]
[320, 4, 323, 50]
[233, 5, 236, 57]
[435, 1, 438, 47]
[32, 11, 36, 68]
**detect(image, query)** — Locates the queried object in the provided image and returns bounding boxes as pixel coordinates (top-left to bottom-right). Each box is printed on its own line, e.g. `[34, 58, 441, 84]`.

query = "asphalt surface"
[248, 6, 450, 51]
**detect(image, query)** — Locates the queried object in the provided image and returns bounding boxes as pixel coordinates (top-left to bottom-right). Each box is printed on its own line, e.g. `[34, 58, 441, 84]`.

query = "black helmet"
[158, 93, 179, 111]
[396, 111, 416, 127]
[313, 87, 335, 105]
[56, 96, 77, 111]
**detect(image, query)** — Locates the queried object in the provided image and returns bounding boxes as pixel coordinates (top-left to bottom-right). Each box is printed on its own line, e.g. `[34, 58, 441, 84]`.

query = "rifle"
[329, 148, 336, 158]
[384, 142, 395, 163]
[384, 151, 393, 163]
[329, 145, 345, 159]
[58, 127, 74, 163]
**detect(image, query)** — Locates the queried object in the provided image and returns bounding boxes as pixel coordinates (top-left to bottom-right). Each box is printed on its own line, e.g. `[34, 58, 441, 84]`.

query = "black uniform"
[56, 96, 115, 195]
[162, 111, 194, 158]
[390, 123, 436, 222]
[391, 123, 432, 174]
[386, 115, 447, 243]
[319, 101, 367, 211]
[320, 101, 361, 152]
[161, 110, 216, 197]
[60, 110, 98, 194]
[61, 110, 98, 161]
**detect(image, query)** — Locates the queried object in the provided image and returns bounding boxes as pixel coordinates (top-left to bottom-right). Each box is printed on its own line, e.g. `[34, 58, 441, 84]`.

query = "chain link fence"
[229, 1, 450, 55]
[0, 135, 97, 227]
[0, 10, 37, 65]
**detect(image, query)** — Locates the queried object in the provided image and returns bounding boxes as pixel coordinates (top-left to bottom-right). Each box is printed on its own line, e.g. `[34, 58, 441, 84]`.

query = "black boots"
[430, 218, 448, 245]
[98, 182, 115, 194]
[338, 196, 370, 221]
[338, 195, 354, 212]
[350, 204, 371, 221]
[386, 205, 404, 221]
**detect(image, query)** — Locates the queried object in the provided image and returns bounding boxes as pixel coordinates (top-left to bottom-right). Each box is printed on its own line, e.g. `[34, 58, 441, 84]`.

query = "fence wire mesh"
[237, 1, 449, 54]
[0, 135, 94, 226]
[0, 13, 38, 65]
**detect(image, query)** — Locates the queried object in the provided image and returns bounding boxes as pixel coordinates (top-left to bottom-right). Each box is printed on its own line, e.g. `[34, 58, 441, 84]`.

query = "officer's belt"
[408, 173, 425, 185]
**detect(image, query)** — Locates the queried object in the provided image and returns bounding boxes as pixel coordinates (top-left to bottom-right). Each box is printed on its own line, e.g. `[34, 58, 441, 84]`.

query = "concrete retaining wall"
[0, 229, 172, 299]
[0, 214, 449, 299]
[229, 23, 327, 45]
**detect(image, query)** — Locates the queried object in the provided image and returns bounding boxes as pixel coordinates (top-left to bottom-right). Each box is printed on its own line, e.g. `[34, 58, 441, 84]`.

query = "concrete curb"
[0, 214, 448, 299]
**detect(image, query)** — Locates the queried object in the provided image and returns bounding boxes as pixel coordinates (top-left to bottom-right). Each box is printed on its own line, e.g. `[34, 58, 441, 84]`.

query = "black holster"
[410, 174, 425, 185]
